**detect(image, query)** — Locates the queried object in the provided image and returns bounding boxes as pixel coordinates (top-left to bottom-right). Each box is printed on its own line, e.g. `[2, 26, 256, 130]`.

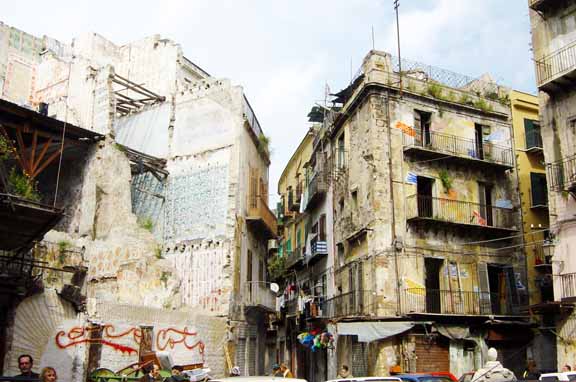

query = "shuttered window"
[525, 119, 542, 149]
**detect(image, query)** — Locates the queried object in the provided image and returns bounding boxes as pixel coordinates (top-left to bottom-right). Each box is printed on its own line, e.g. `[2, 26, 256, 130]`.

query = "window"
[337, 243, 345, 267]
[319, 214, 327, 241]
[337, 133, 346, 169]
[474, 123, 491, 159]
[247, 250, 253, 283]
[524, 119, 542, 149]
[531, 172, 548, 207]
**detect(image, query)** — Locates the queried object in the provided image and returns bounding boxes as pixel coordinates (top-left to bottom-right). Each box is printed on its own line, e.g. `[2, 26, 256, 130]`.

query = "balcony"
[400, 288, 524, 316]
[308, 240, 328, 265]
[285, 248, 305, 269]
[406, 195, 518, 235]
[530, 0, 563, 14]
[247, 195, 278, 239]
[318, 290, 374, 318]
[535, 41, 576, 93]
[243, 281, 277, 312]
[526, 129, 544, 154]
[305, 171, 328, 211]
[403, 130, 514, 170]
[560, 273, 576, 303]
[533, 242, 553, 270]
[547, 155, 576, 192]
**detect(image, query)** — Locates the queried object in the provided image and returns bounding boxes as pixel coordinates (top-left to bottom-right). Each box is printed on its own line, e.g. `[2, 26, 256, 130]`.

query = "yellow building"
[511, 90, 551, 305]
[277, 132, 314, 262]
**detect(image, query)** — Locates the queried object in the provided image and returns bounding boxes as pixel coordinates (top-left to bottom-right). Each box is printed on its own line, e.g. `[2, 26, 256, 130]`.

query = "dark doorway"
[475, 123, 487, 159]
[425, 258, 444, 313]
[417, 176, 434, 218]
[415, 110, 432, 147]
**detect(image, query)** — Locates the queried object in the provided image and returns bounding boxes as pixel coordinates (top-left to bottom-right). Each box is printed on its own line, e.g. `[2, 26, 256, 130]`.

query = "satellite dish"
[270, 283, 279, 293]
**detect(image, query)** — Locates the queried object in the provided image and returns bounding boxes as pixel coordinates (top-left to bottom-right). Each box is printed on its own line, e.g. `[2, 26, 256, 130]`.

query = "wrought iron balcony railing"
[285, 248, 305, 269]
[560, 273, 576, 301]
[547, 155, 576, 192]
[400, 288, 523, 316]
[243, 281, 277, 311]
[243, 95, 264, 141]
[318, 290, 374, 318]
[308, 240, 328, 264]
[406, 194, 517, 230]
[526, 129, 543, 152]
[305, 171, 328, 211]
[535, 40, 576, 90]
[403, 130, 514, 168]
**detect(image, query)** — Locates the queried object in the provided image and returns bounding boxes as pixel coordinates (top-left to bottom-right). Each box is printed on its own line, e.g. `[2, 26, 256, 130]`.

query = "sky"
[3, 0, 536, 203]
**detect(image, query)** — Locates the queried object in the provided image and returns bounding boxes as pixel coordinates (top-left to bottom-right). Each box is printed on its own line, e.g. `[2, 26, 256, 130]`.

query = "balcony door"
[415, 110, 432, 147]
[417, 176, 434, 218]
[474, 123, 490, 159]
[478, 182, 494, 226]
[425, 258, 443, 313]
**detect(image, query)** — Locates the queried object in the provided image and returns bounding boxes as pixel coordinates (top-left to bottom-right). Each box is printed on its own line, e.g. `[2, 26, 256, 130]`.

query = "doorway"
[417, 176, 434, 218]
[478, 183, 493, 226]
[475, 123, 487, 159]
[415, 110, 432, 147]
[425, 258, 444, 313]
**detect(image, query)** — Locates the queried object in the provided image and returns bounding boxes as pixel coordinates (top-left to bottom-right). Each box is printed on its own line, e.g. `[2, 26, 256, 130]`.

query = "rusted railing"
[319, 290, 374, 318]
[243, 281, 277, 311]
[535, 40, 576, 87]
[243, 95, 264, 139]
[547, 155, 576, 191]
[406, 194, 517, 230]
[400, 288, 522, 316]
[403, 130, 514, 167]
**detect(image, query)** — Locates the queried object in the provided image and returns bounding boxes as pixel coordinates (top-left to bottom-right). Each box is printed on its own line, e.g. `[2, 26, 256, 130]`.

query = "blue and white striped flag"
[406, 172, 418, 185]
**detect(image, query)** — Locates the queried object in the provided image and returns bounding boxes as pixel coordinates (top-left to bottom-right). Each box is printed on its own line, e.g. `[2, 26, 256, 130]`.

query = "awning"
[337, 321, 414, 343]
[435, 324, 471, 340]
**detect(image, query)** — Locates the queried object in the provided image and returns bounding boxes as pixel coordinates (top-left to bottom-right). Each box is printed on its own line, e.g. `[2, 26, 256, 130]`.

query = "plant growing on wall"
[8, 168, 40, 201]
[0, 134, 16, 160]
[267, 255, 287, 281]
[57, 240, 71, 264]
[438, 169, 453, 194]
[427, 82, 443, 99]
[138, 217, 154, 232]
[473, 98, 493, 113]
[258, 133, 271, 158]
[160, 271, 171, 287]
[155, 245, 164, 259]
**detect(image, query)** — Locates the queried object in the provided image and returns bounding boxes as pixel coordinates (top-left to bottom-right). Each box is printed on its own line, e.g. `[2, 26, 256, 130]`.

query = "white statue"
[471, 348, 516, 382]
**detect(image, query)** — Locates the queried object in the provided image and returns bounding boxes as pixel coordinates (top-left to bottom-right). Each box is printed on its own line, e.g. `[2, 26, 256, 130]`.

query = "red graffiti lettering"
[156, 327, 205, 355]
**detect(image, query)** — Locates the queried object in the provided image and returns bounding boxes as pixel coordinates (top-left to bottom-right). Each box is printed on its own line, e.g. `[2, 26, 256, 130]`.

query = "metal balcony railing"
[318, 290, 374, 318]
[535, 41, 576, 88]
[560, 273, 576, 301]
[285, 248, 305, 269]
[403, 130, 514, 168]
[547, 155, 576, 192]
[400, 288, 522, 316]
[526, 129, 543, 151]
[243, 281, 277, 311]
[406, 195, 517, 230]
[306, 171, 328, 207]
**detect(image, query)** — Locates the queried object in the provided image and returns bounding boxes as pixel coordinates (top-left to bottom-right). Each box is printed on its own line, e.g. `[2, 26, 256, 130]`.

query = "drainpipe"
[384, 92, 401, 314]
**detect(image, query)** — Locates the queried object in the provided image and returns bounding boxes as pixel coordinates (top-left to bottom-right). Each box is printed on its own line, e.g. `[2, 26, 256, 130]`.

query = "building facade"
[528, 0, 576, 369]
[0, 22, 276, 379]
[322, 50, 528, 377]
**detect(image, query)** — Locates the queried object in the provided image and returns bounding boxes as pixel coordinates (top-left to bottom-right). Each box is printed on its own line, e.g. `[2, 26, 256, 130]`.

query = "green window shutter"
[524, 119, 541, 149]
[286, 239, 292, 252]
[296, 228, 301, 247]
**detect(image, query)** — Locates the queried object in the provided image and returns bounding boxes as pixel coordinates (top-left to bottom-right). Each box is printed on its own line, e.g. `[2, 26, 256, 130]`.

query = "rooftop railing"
[243, 95, 264, 139]
[535, 41, 576, 88]
[406, 194, 517, 230]
[547, 155, 576, 192]
[403, 130, 514, 168]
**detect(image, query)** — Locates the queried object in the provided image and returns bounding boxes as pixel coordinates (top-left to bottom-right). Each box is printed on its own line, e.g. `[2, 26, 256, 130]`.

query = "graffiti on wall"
[55, 324, 205, 359]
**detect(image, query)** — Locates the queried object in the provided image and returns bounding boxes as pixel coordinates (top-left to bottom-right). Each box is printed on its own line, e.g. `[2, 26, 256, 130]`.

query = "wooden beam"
[31, 137, 53, 176]
[14, 129, 31, 175]
[31, 146, 62, 178]
[30, 130, 38, 169]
